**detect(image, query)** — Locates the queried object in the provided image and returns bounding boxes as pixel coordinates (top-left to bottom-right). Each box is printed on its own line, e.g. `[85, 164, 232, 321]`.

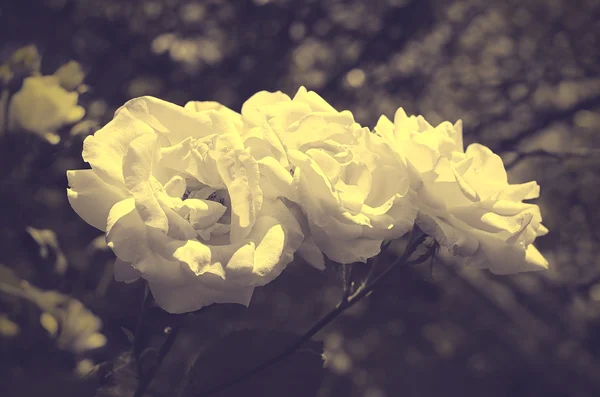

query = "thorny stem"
[195, 231, 428, 397]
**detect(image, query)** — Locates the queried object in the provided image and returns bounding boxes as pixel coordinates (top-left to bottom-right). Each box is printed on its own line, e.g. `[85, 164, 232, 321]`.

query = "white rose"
[8, 76, 85, 143]
[67, 96, 304, 313]
[241, 87, 417, 266]
[375, 108, 549, 274]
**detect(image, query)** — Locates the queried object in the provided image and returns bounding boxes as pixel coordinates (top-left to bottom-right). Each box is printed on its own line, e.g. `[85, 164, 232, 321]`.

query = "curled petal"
[216, 134, 263, 243]
[150, 281, 254, 314]
[67, 170, 128, 231]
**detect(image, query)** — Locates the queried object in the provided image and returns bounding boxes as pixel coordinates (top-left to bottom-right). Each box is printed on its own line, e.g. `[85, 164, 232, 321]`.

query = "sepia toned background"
[1, 0, 599, 396]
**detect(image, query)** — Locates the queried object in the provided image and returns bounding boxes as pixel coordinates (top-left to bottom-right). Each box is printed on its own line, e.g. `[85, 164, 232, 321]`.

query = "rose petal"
[113, 258, 142, 283]
[67, 169, 128, 231]
[215, 134, 263, 243]
[149, 280, 254, 314]
[122, 132, 169, 232]
[292, 86, 338, 113]
[296, 237, 325, 270]
[241, 90, 291, 126]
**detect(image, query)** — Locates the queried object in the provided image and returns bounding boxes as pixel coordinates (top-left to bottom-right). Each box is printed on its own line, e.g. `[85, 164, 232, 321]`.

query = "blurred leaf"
[40, 311, 59, 337]
[54, 60, 85, 91]
[24, 226, 68, 275]
[184, 329, 325, 397]
[95, 351, 138, 397]
[0, 313, 20, 337]
[121, 326, 135, 345]
[0, 263, 23, 289]
[8, 45, 41, 76]
[70, 119, 100, 137]
[3, 371, 97, 397]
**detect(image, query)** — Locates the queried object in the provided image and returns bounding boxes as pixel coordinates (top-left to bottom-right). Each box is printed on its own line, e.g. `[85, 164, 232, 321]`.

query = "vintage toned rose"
[375, 108, 549, 274]
[8, 75, 85, 143]
[241, 87, 417, 266]
[67, 97, 304, 313]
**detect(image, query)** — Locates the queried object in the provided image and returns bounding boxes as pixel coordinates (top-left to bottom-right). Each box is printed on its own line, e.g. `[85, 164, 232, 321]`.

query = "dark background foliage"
[1, 0, 599, 396]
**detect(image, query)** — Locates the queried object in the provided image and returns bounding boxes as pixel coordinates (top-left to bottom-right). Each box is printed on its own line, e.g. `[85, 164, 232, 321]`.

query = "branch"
[492, 94, 600, 153]
[196, 232, 428, 397]
[504, 148, 600, 169]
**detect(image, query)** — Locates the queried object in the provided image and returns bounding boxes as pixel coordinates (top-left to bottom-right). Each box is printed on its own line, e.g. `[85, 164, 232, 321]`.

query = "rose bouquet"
[66, 87, 548, 396]
[68, 87, 547, 314]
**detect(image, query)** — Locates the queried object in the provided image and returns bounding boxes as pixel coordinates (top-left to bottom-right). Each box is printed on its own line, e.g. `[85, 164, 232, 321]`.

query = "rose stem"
[132, 300, 212, 397]
[195, 231, 428, 397]
[132, 323, 181, 397]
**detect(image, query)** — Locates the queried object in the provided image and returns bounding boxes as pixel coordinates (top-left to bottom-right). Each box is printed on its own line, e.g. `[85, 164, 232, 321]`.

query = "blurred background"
[1, 0, 599, 396]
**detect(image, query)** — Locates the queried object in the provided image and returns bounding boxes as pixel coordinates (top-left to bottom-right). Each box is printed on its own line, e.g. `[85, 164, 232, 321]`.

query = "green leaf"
[183, 329, 325, 397]
[24, 226, 68, 275]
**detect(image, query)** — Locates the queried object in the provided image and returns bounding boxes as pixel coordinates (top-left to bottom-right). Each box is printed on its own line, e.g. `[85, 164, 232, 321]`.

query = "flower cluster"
[67, 87, 548, 313]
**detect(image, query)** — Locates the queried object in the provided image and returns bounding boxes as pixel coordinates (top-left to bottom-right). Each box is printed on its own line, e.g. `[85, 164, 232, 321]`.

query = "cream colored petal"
[374, 115, 396, 143]
[365, 165, 408, 208]
[311, 223, 383, 264]
[67, 169, 128, 231]
[292, 86, 338, 113]
[416, 212, 479, 257]
[451, 119, 464, 152]
[523, 244, 549, 270]
[287, 149, 338, 210]
[149, 280, 254, 314]
[536, 224, 549, 237]
[264, 101, 315, 137]
[163, 175, 187, 198]
[245, 198, 304, 282]
[82, 104, 155, 187]
[122, 132, 168, 232]
[113, 258, 141, 283]
[216, 135, 263, 243]
[256, 156, 296, 200]
[296, 237, 325, 270]
[499, 181, 540, 201]
[306, 148, 342, 185]
[160, 136, 225, 188]
[106, 198, 191, 284]
[183, 198, 227, 230]
[113, 96, 217, 143]
[184, 101, 243, 130]
[248, 222, 289, 280]
[464, 143, 508, 185]
[241, 90, 291, 126]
